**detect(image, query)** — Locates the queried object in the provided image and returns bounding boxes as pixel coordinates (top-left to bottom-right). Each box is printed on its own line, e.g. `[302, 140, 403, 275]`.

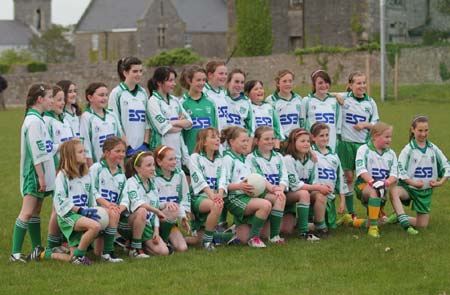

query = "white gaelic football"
[94, 206, 109, 230]
[246, 173, 266, 197]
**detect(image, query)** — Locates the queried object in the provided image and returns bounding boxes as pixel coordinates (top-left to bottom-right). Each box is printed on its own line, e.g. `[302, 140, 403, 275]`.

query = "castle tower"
[14, 0, 52, 32]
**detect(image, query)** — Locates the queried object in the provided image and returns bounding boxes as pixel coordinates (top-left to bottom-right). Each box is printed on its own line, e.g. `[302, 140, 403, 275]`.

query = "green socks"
[296, 202, 310, 234]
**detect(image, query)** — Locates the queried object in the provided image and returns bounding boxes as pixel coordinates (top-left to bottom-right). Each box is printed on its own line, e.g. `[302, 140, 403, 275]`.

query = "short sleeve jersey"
[265, 91, 303, 139]
[20, 109, 56, 195]
[189, 152, 222, 196]
[224, 91, 254, 136]
[154, 168, 191, 218]
[204, 83, 228, 132]
[80, 108, 122, 162]
[301, 93, 341, 151]
[63, 107, 81, 138]
[355, 141, 398, 181]
[341, 92, 379, 143]
[43, 111, 75, 165]
[181, 92, 218, 154]
[218, 150, 252, 196]
[54, 171, 93, 217]
[108, 82, 149, 149]
[397, 139, 450, 190]
[251, 101, 284, 140]
[283, 154, 316, 192]
[245, 149, 288, 187]
[89, 161, 127, 205]
[125, 175, 160, 227]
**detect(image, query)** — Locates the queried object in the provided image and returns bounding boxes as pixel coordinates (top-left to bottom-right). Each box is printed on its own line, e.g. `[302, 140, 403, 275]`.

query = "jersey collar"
[64, 107, 77, 117]
[183, 92, 206, 102]
[133, 174, 154, 193]
[226, 90, 247, 101]
[100, 159, 123, 176]
[26, 108, 45, 122]
[349, 91, 370, 102]
[367, 140, 389, 155]
[308, 92, 332, 101]
[254, 148, 276, 161]
[409, 138, 432, 151]
[86, 106, 107, 121]
[153, 91, 172, 103]
[223, 150, 245, 163]
[200, 151, 221, 162]
[312, 144, 332, 155]
[205, 82, 223, 94]
[119, 82, 139, 97]
[155, 166, 178, 181]
[44, 110, 64, 122]
[273, 91, 299, 102]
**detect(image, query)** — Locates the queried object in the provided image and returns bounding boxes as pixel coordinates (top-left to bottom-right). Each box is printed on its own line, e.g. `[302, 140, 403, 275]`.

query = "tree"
[29, 25, 75, 63]
[235, 0, 273, 56]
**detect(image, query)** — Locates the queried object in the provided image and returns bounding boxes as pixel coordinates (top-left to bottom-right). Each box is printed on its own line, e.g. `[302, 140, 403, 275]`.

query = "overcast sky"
[0, 0, 91, 25]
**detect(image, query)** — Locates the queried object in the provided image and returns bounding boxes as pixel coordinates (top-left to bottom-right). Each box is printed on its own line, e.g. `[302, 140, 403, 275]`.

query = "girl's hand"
[212, 194, 224, 207]
[38, 176, 46, 192]
[156, 210, 166, 222]
[338, 199, 346, 214]
[274, 190, 286, 200]
[240, 179, 255, 195]
[310, 149, 318, 163]
[319, 184, 332, 195]
[414, 180, 424, 189]
[181, 217, 191, 234]
[166, 202, 179, 212]
[430, 179, 444, 188]
[335, 93, 344, 106]
[152, 232, 160, 243]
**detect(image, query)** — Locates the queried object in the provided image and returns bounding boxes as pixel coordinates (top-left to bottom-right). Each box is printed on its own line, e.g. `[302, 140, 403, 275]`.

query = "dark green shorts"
[399, 182, 433, 214]
[337, 141, 363, 171]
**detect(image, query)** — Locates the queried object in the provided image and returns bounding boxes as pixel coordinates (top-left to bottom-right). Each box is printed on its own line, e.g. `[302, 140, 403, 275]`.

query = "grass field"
[1, 84, 450, 295]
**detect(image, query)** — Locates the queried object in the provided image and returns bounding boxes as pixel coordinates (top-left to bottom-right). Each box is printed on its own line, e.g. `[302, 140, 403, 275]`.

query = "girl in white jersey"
[388, 116, 450, 233]
[219, 127, 271, 248]
[310, 122, 348, 237]
[54, 139, 101, 265]
[154, 145, 191, 252]
[122, 151, 169, 257]
[187, 127, 224, 250]
[265, 69, 303, 142]
[336, 72, 379, 220]
[147, 67, 192, 168]
[204, 61, 229, 133]
[246, 126, 287, 245]
[108, 57, 150, 158]
[89, 137, 127, 262]
[11, 84, 55, 263]
[282, 128, 331, 240]
[81, 82, 122, 166]
[245, 80, 284, 151]
[57, 80, 81, 138]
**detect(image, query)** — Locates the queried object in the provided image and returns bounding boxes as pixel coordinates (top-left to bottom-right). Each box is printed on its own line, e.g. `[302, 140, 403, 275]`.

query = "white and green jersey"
[189, 152, 222, 196]
[54, 171, 94, 217]
[108, 82, 149, 149]
[154, 168, 190, 218]
[147, 91, 192, 167]
[246, 149, 288, 188]
[283, 154, 316, 192]
[63, 107, 80, 138]
[80, 107, 122, 163]
[204, 83, 228, 132]
[341, 91, 379, 143]
[43, 111, 75, 164]
[301, 93, 341, 151]
[265, 91, 303, 139]
[218, 150, 252, 196]
[124, 175, 160, 227]
[251, 101, 284, 140]
[355, 141, 398, 181]
[20, 109, 56, 195]
[224, 91, 254, 136]
[397, 139, 450, 190]
[312, 145, 349, 200]
[89, 160, 127, 205]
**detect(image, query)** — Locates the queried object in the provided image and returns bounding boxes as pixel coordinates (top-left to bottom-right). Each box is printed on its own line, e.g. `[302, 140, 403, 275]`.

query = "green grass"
[1, 85, 450, 294]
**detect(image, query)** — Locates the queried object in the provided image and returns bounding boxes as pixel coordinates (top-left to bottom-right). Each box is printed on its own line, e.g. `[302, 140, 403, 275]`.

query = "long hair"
[100, 136, 126, 161]
[125, 151, 153, 179]
[346, 71, 366, 92]
[58, 139, 89, 179]
[117, 56, 142, 82]
[147, 66, 177, 96]
[310, 69, 331, 93]
[25, 83, 52, 113]
[193, 127, 220, 154]
[284, 128, 310, 160]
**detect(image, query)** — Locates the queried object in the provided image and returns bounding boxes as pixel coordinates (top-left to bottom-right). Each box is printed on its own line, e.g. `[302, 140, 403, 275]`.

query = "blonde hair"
[370, 122, 393, 139]
[347, 71, 366, 92]
[220, 126, 247, 145]
[193, 127, 220, 154]
[100, 136, 126, 161]
[58, 139, 88, 179]
[252, 126, 274, 151]
[275, 69, 295, 92]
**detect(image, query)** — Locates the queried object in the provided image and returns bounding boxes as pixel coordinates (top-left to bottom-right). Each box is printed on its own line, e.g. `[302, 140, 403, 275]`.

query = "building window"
[184, 34, 192, 49]
[91, 34, 99, 51]
[158, 24, 167, 48]
[290, 0, 303, 9]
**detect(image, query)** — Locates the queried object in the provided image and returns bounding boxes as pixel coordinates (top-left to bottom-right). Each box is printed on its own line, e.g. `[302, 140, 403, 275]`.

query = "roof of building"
[0, 20, 33, 45]
[75, 0, 227, 33]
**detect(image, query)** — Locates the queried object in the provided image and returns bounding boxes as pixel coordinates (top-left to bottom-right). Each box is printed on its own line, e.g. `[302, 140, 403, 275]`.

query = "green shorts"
[22, 170, 53, 198]
[160, 223, 180, 242]
[399, 182, 433, 214]
[223, 194, 252, 225]
[142, 224, 155, 242]
[190, 195, 209, 231]
[284, 204, 296, 215]
[325, 199, 337, 229]
[57, 212, 84, 247]
[337, 141, 363, 171]
[118, 215, 132, 240]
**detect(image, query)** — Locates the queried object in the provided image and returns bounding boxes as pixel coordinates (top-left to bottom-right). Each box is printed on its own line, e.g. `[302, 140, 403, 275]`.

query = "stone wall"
[2, 46, 449, 106]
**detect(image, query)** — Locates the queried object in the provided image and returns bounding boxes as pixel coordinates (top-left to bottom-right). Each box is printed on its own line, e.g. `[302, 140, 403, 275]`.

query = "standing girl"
[310, 122, 348, 236]
[188, 127, 224, 250]
[224, 69, 254, 136]
[54, 139, 101, 265]
[389, 116, 450, 233]
[301, 70, 341, 152]
[265, 69, 303, 141]
[337, 71, 379, 219]
[147, 67, 192, 168]
[245, 126, 287, 244]
[154, 145, 191, 252]
[180, 65, 218, 155]
[122, 151, 169, 257]
[81, 82, 122, 166]
[57, 80, 81, 138]
[245, 80, 284, 150]
[282, 128, 331, 240]
[204, 61, 228, 133]
[218, 126, 271, 247]
[11, 84, 55, 262]
[89, 136, 127, 262]
[108, 57, 150, 158]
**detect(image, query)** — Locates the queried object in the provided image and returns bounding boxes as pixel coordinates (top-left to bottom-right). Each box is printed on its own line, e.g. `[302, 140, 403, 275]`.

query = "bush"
[0, 49, 33, 65]
[422, 29, 449, 46]
[27, 61, 47, 73]
[145, 48, 203, 67]
[0, 63, 10, 74]
[439, 62, 450, 81]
